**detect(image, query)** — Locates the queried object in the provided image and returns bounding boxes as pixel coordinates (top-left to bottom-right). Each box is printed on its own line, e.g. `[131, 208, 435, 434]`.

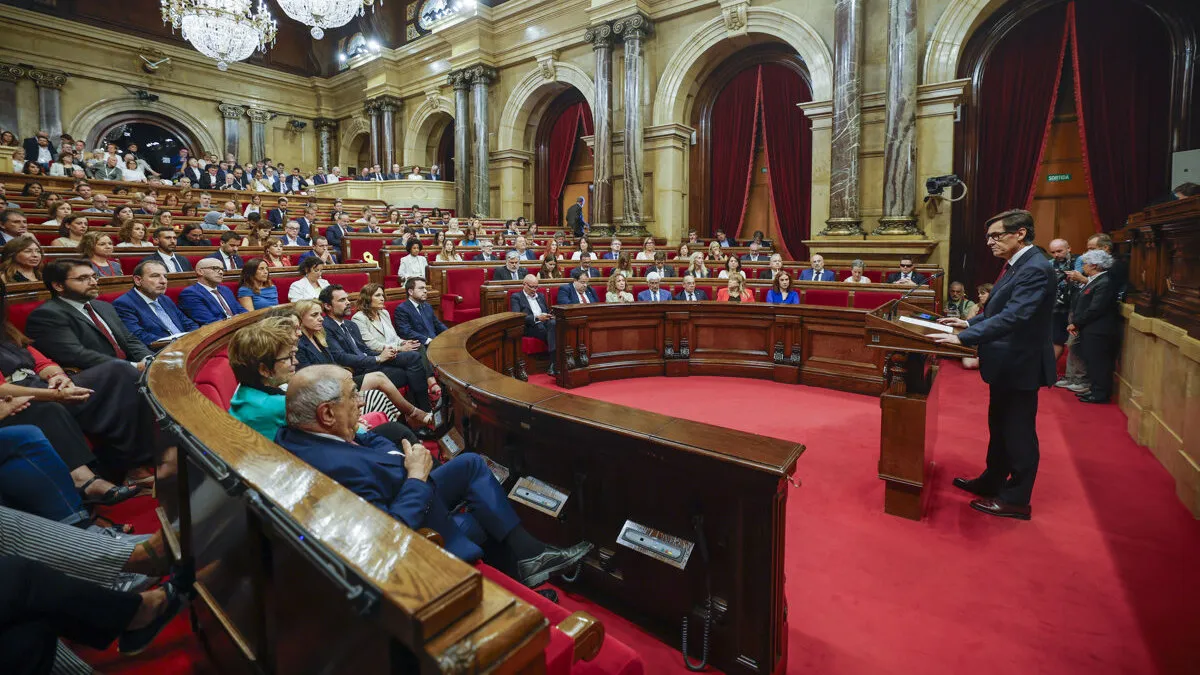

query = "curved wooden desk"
[427, 313, 805, 675]
[144, 311, 550, 674]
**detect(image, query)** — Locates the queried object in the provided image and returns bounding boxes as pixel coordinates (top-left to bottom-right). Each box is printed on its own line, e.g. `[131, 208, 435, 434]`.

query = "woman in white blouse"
[243, 194, 262, 218]
[42, 201, 72, 231]
[435, 238, 463, 262]
[288, 257, 330, 302]
[121, 156, 146, 182]
[606, 273, 634, 303]
[718, 255, 743, 279]
[397, 239, 429, 281]
[844, 259, 872, 283]
[634, 236, 657, 261]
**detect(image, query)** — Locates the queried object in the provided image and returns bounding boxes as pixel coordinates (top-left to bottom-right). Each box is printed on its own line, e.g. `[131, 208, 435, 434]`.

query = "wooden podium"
[864, 300, 976, 520]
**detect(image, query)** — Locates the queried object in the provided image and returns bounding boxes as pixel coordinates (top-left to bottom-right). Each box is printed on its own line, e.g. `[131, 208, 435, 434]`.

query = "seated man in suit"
[266, 197, 290, 230]
[393, 277, 447, 346]
[428, 163, 443, 181]
[511, 235, 538, 261]
[310, 166, 327, 185]
[143, 227, 193, 273]
[177, 259, 247, 325]
[494, 251, 528, 281]
[477, 241, 501, 262]
[637, 272, 672, 302]
[113, 259, 199, 349]
[714, 230, 735, 248]
[199, 164, 222, 190]
[556, 269, 598, 305]
[510, 275, 557, 375]
[25, 259, 154, 372]
[294, 205, 318, 241]
[643, 251, 675, 279]
[319, 285, 433, 412]
[886, 256, 928, 286]
[413, 217, 437, 235]
[324, 212, 354, 252]
[177, 223, 211, 248]
[759, 253, 784, 279]
[740, 241, 766, 263]
[798, 254, 836, 281]
[276, 365, 592, 584]
[602, 239, 622, 260]
[573, 253, 601, 278]
[674, 274, 709, 301]
[385, 163, 404, 181]
[205, 231, 245, 271]
[283, 168, 307, 194]
[297, 236, 339, 265]
[279, 220, 310, 247]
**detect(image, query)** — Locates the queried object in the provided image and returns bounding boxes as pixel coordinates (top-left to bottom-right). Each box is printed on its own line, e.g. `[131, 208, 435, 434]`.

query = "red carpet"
[85, 365, 1200, 674]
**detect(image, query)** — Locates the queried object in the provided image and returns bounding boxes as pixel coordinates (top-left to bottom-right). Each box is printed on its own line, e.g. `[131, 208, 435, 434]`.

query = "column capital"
[465, 64, 498, 86]
[447, 69, 472, 90]
[363, 99, 381, 115]
[583, 23, 614, 49]
[245, 108, 273, 124]
[313, 117, 338, 131]
[218, 103, 246, 120]
[612, 13, 653, 41]
[376, 95, 402, 113]
[27, 68, 67, 90]
[0, 63, 26, 83]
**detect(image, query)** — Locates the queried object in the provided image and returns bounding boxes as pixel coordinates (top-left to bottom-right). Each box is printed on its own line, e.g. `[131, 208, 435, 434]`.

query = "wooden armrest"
[557, 610, 605, 662]
[417, 528, 444, 547]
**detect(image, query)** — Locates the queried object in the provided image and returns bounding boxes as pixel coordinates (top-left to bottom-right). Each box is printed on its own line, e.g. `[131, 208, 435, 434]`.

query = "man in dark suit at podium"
[934, 209, 1055, 521]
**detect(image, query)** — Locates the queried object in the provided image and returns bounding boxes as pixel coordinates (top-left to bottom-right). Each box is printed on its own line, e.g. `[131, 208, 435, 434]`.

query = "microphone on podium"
[890, 270, 944, 319]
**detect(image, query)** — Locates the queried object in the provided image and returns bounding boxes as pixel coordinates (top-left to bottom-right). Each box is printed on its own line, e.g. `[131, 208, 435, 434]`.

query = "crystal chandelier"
[277, 0, 379, 40]
[161, 0, 278, 72]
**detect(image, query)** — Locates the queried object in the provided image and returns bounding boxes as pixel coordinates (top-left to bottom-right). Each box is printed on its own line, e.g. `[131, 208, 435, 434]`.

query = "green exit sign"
[1047, 173, 1072, 182]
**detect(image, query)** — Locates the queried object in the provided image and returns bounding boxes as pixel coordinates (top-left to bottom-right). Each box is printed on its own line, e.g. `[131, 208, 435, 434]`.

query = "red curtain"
[709, 66, 762, 239]
[970, 2, 1070, 279]
[546, 102, 587, 230]
[759, 63, 812, 261]
[1071, 0, 1172, 231]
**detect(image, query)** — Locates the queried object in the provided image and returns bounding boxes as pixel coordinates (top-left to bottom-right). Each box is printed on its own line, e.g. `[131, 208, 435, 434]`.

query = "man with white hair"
[326, 166, 341, 183]
[494, 251, 527, 281]
[275, 365, 593, 585]
[637, 272, 671, 302]
[1067, 249, 1119, 404]
[509, 275, 556, 375]
[759, 253, 784, 280]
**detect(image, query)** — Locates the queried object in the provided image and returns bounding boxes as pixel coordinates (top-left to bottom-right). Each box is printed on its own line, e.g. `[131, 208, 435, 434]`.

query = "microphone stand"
[889, 270, 945, 319]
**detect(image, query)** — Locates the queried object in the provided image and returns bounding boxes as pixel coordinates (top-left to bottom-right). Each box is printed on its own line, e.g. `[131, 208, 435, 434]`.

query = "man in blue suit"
[324, 212, 353, 252]
[673, 275, 709, 301]
[393, 278, 447, 345]
[510, 236, 538, 261]
[319, 285, 432, 412]
[294, 204, 318, 242]
[266, 196, 289, 229]
[798, 254, 836, 281]
[636, 272, 671, 302]
[556, 269, 598, 305]
[602, 239, 622, 260]
[310, 167, 327, 185]
[177, 259, 246, 325]
[113, 260, 198, 349]
[204, 231, 244, 270]
[934, 209, 1056, 521]
[275, 365, 592, 583]
[510, 275, 556, 375]
[572, 254, 602, 278]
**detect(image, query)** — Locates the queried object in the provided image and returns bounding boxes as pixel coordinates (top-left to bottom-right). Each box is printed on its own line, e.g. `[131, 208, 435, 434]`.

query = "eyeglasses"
[985, 230, 1015, 242]
[899, 263, 914, 268]
[273, 351, 298, 364]
[67, 274, 97, 283]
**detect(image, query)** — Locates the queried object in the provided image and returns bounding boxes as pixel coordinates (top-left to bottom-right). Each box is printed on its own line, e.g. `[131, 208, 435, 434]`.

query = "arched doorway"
[435, 122, 455, 181]
[688, 43, 812, 258]
[951, 0, 1195, 286]
[87, 110, 204, 177]
[533, 89, 593, 231]
[349, 133, 370, 176]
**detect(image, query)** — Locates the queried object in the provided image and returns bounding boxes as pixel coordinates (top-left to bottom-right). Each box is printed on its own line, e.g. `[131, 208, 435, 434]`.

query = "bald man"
[275, 365, 592, 585]
[1047, 238, 1077, 361]
[509, 275, 557, 375]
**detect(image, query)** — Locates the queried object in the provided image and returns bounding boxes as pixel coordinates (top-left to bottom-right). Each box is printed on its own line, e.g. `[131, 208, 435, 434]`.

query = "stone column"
[613, 13, 652, 237]
[218, 103, 245, 163]
[364, 100, 381, 168]
[0, 64, 24, 140]
[584, 23, 615, 237]
[314, 118, 337, 171]
[28, 69, 68, 140]
[468, 65, 497, 217]
[378, 97, 400, 170]
[821, 0, 865, 236]
[448, 70, 472, 217]
[875, 0, 921, 236]
[246, 108, 272, 163]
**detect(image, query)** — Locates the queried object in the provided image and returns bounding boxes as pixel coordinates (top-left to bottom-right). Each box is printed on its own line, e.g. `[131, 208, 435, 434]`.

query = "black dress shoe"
[969, 498, 1031, 520]
[1077, 395, 1109, 404]
[517, 541, 593, 588]
[952, 477, 996, 498]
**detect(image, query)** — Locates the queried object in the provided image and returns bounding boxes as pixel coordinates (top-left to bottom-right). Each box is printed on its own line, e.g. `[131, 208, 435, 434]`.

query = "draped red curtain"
[546, 101, 587, 230]
[971, 2, 1070, 278]
[759, 63, 812, 261]
[709, 66, 762, 239]
[1071, 0, 1172, 231]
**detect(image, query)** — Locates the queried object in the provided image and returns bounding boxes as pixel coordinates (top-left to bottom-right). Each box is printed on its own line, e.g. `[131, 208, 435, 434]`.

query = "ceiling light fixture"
[277, 0, 379, 40]
[161, 0, 277, 71]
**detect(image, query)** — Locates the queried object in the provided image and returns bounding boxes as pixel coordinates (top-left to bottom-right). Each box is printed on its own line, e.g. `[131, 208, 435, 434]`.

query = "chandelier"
[161, 0, 278, 72]
[278, 0, 379, 40]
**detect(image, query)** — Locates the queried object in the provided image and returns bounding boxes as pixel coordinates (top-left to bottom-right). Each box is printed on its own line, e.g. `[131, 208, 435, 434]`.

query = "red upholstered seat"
[803, 289, 851, 307]
[96, 290, 124, 304]
[163, 285, 187, 304]
[323, 272, 369, 293]
[863, 269, 884, 283]
[193, 353, 237, 409]
[184, 254, 208, 270]
[852, 290, 902, 310]
[6, 298, 40, 333]
[32, 232, 58, 246]
[345, 237, 384, 264]
[442, 268, 486, 324]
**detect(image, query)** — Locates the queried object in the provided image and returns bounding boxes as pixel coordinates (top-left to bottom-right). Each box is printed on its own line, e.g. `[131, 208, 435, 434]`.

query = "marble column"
[378, 96, 400, 170]
[364, 100, 382, 168]
[246, 108, 271, 163]
[584, 23, 615, 237]
[218, 103, 245, 163]
[821, 0, 865, 236]
[448, 70, 472, 217]
[613, 13, 652, 237]
[468, 65, 497, 217]
[314, 118, 337, 171]
[28, 69, 67, 140]
[875, 0, 922, 236]
[0, 64, 24, 139]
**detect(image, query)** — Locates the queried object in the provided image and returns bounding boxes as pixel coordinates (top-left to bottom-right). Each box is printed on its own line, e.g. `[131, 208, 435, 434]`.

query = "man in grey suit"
[494, 251, 528, 281]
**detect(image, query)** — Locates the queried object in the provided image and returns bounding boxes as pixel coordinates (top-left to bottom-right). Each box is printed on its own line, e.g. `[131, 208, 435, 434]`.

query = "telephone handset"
[681, 514, 712, 671]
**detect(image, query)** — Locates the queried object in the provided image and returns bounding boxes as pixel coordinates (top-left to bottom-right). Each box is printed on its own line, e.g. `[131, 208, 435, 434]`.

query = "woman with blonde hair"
[635, 236, 656, 261]
[436, 238, 462, 262]
[51, 213, 89, 248]
[606, 272, 634, 303]
[716, 272, 754, 303]
[0, 235, 43, 283]
[683, 251, 710, 279]
[117, 220, 152, 248]
[78, 232, 122, 277]
[613, 252, 633, 278]
[706, 240, 725, 264]
[445, 217, 463, 236]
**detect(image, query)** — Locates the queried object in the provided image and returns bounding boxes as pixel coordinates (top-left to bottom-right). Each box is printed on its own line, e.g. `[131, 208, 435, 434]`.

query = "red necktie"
[994, 262, 1011, 285]
[85, 303, 126, 359]
[211, 288, 234, 317]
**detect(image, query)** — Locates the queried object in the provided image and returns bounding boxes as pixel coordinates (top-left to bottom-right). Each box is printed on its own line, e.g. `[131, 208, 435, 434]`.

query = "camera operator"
[1047, 239, 1078, 362]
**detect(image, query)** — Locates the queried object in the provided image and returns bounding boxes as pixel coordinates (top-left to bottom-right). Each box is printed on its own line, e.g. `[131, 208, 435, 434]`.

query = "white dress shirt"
[398, 254, 428, 280]
[288, 277, 329, 302]
[524, 292, 544, 316]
